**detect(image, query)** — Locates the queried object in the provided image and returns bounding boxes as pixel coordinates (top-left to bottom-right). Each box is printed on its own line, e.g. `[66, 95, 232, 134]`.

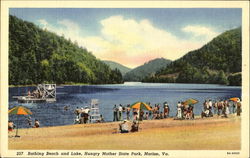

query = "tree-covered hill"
[9, 15, 123, 85]
[103, 60, 131, 76]
[143, 27, 242, 86]
[124, 58, 172, 81]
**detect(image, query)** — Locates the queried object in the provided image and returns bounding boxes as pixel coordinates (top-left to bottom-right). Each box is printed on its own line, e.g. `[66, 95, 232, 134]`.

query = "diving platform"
[13, 84, 56, 103]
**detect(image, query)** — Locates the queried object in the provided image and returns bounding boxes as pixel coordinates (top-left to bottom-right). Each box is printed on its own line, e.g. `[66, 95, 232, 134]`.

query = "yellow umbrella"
[229, 97, 240, 102]
[183, 98, 199, 106]
[130, 102, 152, 111]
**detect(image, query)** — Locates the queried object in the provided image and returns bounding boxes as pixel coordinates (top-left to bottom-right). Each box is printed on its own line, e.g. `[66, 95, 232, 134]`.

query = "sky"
[10, 8, 241, 68]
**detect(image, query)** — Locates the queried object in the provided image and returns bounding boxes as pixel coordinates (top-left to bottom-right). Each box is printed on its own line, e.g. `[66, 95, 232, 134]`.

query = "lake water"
[9, 82, 241, 128]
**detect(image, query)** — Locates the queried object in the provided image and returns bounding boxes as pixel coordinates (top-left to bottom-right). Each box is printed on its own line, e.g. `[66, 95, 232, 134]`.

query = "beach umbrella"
[229, 97, 240, 102]
[130, 102, 152, 111]
[130, 102, 152, 121]
[183, 98, 199, 106]
[8, 106, 32, 137]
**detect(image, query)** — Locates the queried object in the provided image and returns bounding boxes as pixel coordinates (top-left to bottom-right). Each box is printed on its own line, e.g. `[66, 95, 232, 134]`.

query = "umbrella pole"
[138, 109, 140, 121]
[15, 118, 20, 138]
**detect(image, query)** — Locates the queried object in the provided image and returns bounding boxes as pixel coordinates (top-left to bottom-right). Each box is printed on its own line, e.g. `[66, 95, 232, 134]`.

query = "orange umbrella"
[229, 97, 240, 102]
[9, 106, 32, 115]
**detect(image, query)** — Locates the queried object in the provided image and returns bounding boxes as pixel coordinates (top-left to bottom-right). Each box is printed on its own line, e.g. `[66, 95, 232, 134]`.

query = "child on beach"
[8, 121, 15, 132]
[26, 116, 32, 128]
[236, 100, 241, 116]
[131, 120, 139, 132]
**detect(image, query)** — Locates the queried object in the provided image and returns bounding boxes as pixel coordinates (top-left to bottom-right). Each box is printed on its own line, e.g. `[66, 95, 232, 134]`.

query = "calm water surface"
[9, 82, 241, 128]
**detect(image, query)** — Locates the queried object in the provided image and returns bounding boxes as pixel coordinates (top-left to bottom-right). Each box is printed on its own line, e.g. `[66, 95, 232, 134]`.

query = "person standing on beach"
[133, 108, 138, 120]
[236, 100, 241, 116]
[118, 104, 123, 121]
[232, 101, 236, 113]
[113, 105, 118, 121]
[203, 100, 207, 110]
[208, 100, 213, 114]
[225, 103, 230, 118]
[177, 102, 182, 119]
[139, 110, 144, 121]
[213, 101, 217, 115]
[122, 105, 126, 120]
[164, 103, 170, 118]
[126, 104, 131, 120]
[217, 101, 223, 115]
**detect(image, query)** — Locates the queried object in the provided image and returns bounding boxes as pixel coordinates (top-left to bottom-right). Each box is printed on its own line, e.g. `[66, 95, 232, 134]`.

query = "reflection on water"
[9, 82, 241, 128]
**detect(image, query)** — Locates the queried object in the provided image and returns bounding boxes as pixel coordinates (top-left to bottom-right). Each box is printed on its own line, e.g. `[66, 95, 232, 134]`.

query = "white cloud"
[58, 19, 80, 34]
[37, 19, 84, 46]
[182, 25, 219, 41]
[37, 17, 220, 68]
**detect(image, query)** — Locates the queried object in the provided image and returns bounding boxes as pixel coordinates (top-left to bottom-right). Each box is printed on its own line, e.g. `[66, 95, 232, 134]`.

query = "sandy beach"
[9, 114, 240, 150]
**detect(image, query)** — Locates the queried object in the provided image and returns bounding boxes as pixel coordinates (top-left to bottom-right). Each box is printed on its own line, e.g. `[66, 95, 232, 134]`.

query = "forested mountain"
[9, 15, 123, 85]
[143, 27, 242, 86]
[124, 58, 172, 81]
[103, 60, 131, 76]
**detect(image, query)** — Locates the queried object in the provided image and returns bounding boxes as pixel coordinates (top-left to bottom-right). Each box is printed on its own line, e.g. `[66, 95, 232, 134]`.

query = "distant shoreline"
[9, 82, 242, 88]
[9, 83, 90, 88]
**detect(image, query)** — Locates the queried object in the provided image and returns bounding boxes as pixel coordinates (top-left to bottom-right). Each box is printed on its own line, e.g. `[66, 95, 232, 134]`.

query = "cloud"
[182, 25, 219, 41]
[58, 19, 80, 34]
[37, 17, 219, 68]
[37, 19, 84, 46]
[86, 15, 207, 67]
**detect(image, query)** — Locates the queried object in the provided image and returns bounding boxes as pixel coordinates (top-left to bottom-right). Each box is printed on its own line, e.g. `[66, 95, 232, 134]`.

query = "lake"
[9, 82, 241, 128]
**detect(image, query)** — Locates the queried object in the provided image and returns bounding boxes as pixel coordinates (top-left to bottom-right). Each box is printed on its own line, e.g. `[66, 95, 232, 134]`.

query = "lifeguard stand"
[89, 99, 101, 123]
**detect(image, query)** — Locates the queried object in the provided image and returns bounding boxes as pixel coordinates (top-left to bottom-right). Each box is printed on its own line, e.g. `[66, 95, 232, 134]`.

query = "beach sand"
[8, 114, 241, 150]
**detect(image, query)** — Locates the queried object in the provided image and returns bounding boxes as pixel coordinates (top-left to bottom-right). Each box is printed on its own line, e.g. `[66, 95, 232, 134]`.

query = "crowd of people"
[175, 102, 194, 120]
[74, 106, 105, 124]
[201, 99, 241, 118]
[74, 106, 90, 124]
[8, 117, 40, 133]
[113, 98, 242, 125]
[27, 89, 43, 98]
[113, 102, 171, 122]
[8, 98, 241, 135]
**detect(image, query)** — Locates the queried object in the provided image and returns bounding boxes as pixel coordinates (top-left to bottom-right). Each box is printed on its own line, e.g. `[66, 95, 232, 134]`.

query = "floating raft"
[13, 84, 57, 103]
[17, 96, 46, 103]
[13, 96, 56, 103]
